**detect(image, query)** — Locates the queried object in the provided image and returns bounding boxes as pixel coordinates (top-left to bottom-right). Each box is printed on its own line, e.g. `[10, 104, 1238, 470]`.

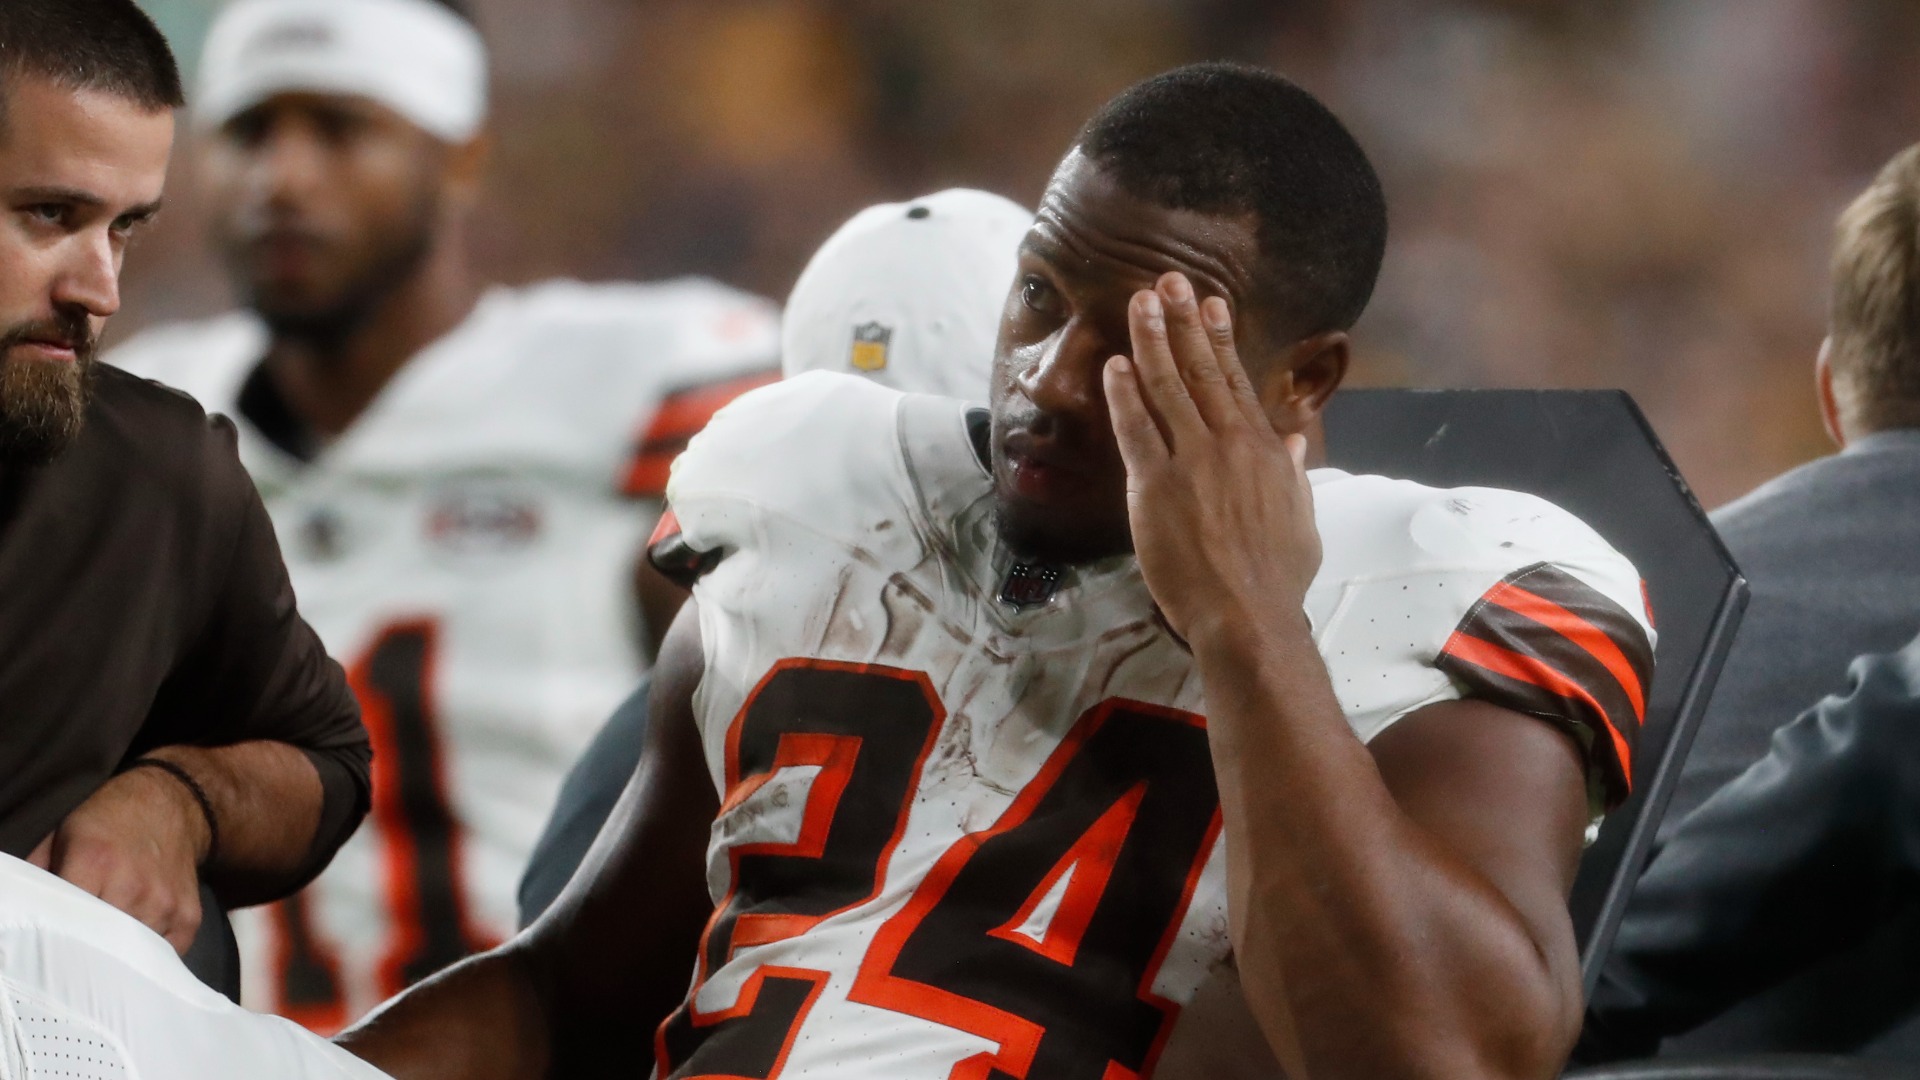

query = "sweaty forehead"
[1026, 149, 1261, 303]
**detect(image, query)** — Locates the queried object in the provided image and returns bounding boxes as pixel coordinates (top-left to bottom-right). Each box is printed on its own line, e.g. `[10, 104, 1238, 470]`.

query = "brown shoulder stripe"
[1435, 563, 1655, 811]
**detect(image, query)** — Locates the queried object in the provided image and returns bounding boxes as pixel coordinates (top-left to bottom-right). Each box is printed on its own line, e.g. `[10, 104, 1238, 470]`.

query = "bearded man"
[0, 0, 370, 974]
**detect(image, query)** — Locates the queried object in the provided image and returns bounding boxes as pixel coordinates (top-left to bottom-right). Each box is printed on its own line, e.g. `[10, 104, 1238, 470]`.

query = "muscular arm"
[149, 740, 327, 906]
[340, 602, 719, 1079]
[1107, 273, 1591, 1079]
[1200, 621, 1588, 1079]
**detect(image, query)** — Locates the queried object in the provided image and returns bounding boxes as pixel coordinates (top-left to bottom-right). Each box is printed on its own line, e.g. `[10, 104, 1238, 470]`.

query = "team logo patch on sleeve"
[1434, 562, 1655, 812]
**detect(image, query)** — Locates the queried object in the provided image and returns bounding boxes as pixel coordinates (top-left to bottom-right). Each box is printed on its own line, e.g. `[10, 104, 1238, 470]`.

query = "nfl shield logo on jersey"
[998, 561, 1063, 609]
[850, 322, 892, 373]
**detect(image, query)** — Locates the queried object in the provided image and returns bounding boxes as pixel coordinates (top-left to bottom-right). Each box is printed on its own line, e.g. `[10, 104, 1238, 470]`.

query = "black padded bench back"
[1324, 388, 1746, 994]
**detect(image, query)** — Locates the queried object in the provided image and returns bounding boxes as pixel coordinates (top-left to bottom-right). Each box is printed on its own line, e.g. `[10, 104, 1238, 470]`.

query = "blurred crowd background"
[125, 0, 1920, 509]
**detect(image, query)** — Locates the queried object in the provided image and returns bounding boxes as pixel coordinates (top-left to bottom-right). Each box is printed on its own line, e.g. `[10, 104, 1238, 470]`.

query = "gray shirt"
[1610, 427, 1920, 1057]
[1665, 428, 1920, 832]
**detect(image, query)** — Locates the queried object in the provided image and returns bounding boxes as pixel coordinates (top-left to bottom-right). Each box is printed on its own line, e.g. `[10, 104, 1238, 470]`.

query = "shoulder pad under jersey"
[1307, 471, 1656, 814]
[648, 371, 925, 586]
[102, 313, 267, 412]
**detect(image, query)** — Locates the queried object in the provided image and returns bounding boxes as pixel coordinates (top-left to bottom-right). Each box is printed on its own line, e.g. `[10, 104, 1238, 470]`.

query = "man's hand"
[28, 764, 212, 954]
[1102, 271, 1321, 643]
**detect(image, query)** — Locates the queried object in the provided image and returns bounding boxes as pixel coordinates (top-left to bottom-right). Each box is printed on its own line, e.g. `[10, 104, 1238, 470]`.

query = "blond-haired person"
[1595, 143, 1920, 1061]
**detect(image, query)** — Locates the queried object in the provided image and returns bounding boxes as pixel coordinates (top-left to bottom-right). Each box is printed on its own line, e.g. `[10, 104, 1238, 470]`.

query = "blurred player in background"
[515, 188, 1032, 925]
[108, 0, 779, 1032]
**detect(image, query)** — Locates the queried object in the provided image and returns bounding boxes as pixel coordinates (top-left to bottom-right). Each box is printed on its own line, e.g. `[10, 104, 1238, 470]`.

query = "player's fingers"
[1126, 290, 1205, 448]
[1203, 297, 1271, 431]
[1157, 274, 1239, 429]
[1104, 356, 1171, 475]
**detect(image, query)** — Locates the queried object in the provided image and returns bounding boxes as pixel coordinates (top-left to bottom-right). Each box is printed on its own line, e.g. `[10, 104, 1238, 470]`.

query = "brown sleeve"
[138, 414, 371, 890]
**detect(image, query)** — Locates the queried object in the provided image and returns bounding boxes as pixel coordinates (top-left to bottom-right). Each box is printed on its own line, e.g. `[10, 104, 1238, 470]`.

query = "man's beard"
[0, 311, 96, 466]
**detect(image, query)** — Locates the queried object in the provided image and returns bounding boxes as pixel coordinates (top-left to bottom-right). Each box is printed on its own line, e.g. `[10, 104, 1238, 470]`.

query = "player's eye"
[1019, 275, 1057, 314]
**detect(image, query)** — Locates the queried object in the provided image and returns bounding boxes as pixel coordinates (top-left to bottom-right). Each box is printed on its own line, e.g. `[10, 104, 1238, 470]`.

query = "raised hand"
[1101, 271, 1322, 645]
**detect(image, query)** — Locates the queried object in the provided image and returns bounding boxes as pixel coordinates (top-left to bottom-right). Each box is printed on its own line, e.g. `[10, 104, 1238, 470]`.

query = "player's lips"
[1001, 432, 1089, 503]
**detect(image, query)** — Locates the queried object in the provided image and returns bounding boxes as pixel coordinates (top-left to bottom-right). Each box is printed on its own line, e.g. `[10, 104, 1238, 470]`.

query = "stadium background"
[125, 0, 1920, 509]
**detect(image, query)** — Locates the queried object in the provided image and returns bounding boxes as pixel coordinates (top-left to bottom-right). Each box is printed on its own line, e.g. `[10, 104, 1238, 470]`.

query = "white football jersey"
[106, 278, 780, 1031]
[648, 372, 1655, 1080]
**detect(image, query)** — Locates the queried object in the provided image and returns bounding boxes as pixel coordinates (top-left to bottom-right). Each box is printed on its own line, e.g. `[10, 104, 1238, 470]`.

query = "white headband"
[195, 0, 488, 142]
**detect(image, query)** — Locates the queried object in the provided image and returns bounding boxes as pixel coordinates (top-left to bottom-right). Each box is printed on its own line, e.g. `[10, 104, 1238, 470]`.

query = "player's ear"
[1258, 330, 1349, 436]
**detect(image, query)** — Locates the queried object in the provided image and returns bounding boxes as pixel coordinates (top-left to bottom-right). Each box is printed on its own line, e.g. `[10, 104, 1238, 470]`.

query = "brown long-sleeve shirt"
[0, 363, 370, 892]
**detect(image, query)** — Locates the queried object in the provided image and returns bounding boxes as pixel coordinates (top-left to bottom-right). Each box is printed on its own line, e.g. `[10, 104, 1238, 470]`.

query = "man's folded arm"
[135, 420, 371, 904]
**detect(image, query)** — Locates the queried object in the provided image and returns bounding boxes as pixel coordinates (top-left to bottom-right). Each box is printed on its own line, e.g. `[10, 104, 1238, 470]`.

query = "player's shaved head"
[1075, 63, 1386, 344]
[990, 64, 1383, 565]
[0, 0, 184, 139]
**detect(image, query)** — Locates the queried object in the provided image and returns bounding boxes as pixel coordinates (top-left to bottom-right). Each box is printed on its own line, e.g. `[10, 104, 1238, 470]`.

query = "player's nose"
[1016, 319, 1114, 423]
[246, 121, 330, 211]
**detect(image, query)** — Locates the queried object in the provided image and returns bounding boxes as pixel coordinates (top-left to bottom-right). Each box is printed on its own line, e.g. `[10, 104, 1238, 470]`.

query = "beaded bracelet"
[127, 757, 221, 866]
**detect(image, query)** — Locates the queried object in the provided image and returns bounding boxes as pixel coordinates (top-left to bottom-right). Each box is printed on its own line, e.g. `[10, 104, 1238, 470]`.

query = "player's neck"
[263, 242, 484, 439]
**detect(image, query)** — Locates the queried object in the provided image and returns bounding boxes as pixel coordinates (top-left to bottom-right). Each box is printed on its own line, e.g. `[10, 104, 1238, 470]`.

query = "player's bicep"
[522, 600, 717, 1058]
[1369, 697, 1589, 978]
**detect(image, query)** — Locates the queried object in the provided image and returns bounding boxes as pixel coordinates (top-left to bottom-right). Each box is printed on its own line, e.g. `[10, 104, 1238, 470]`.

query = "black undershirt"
[237, 358, 323, 463]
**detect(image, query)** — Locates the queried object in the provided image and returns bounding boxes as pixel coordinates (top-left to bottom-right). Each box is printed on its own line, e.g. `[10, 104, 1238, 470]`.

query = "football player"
[339, 64, 1655, 1080]
[106, 0, 779, 1033]
[515, 187, 1034, 926]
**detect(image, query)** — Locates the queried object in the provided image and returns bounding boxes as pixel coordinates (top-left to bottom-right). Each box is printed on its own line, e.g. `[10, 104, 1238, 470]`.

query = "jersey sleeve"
[1313, 480, 1656, 815]
[645, 371, 916, 585]
[619, 288, 782, 498]
[1434, 560, 1655, 812]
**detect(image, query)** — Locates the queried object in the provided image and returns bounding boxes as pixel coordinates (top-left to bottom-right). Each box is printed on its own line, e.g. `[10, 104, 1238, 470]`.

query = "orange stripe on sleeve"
[1482, 581, 1647, 721]
[1441, 630, 1635, 789]
[643, 371, 780, 445]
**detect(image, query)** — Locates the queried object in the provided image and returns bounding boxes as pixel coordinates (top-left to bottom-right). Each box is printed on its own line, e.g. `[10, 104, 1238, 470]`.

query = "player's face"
[204, 93, 448, 341]
[0, 76, 171, 463]
[990, 150, 1268, 565]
